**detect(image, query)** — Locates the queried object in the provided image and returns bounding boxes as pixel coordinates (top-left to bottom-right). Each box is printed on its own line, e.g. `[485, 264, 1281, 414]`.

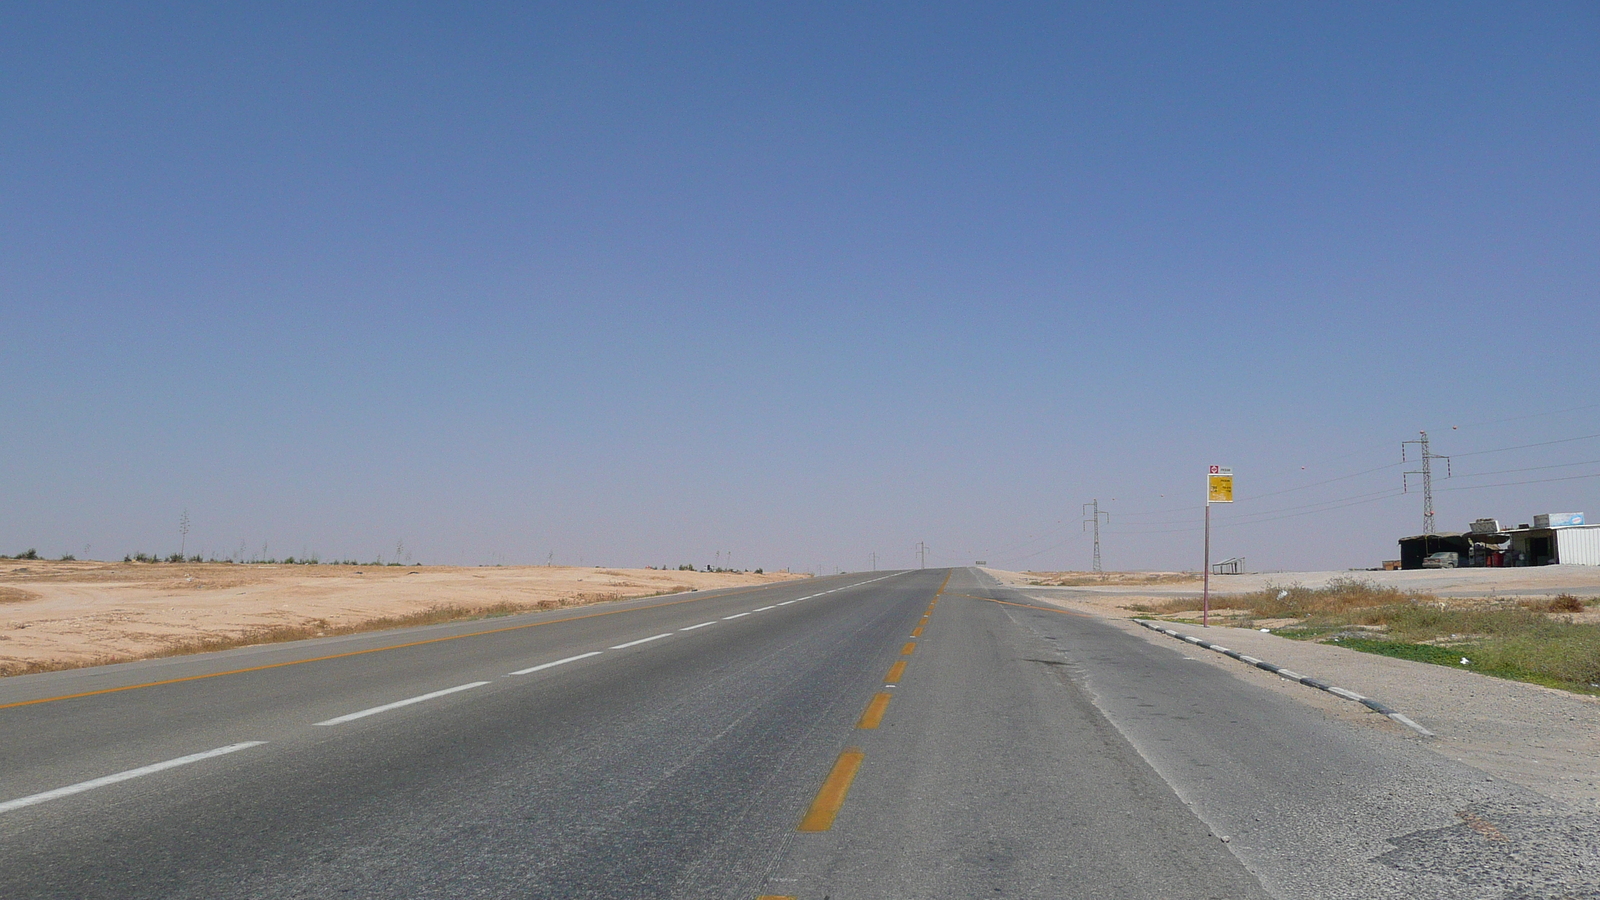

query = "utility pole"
[1082, 500, 1110, 574]
[179, 510, 190, 558]
[1403, 431, 1451, 534]
[916, 542, 927, 569]
[870, 551, 877, 571]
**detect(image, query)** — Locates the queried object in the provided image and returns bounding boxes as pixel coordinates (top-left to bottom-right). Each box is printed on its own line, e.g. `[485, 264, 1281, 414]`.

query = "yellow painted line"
[0, 584, 779, 711]
[935, 570, 952, 595]
[918, 616, 929, 625]
[885, 660, 906, 683]
[856, 692, 892, 729]
[900, 642, 916, 656]
[798, 747, 865, 831]
[910, 626, 924, 637]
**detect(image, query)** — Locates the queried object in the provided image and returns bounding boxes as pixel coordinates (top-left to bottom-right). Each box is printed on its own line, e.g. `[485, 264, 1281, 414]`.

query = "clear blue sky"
[5, 3, 1597, 573]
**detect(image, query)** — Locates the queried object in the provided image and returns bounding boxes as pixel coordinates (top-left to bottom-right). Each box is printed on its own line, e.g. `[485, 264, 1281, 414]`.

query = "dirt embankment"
[0, 561, 802, 676]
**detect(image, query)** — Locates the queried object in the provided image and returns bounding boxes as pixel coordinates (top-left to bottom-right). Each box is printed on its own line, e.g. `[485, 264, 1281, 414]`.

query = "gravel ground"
[992, 572, 1600, 813]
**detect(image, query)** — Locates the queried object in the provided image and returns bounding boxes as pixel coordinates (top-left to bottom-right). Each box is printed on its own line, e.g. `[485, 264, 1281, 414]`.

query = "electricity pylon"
[1082, 500, 1110, 573]
[1403, 431, 1451, 534]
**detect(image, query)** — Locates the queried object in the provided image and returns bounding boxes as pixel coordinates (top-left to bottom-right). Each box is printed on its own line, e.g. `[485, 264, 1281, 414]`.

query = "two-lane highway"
[1, 571, 924, 898]
[4, 568, 1597, 898]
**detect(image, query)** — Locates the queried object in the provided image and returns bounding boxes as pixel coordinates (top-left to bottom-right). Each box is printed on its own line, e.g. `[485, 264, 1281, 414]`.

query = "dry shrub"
[1126, 596, 1206, 614]
[1237, 578, 1429, 618]
[1521, 593, 1588, 614]
[0, 586, 39, 604]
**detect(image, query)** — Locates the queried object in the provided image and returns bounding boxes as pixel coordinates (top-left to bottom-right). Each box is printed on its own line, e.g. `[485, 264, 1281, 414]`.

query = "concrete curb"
[1133, 620, 1434, 737]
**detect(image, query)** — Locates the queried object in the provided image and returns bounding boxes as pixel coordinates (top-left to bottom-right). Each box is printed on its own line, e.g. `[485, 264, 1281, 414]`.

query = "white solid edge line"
[680, 622, 715, 630]
[722, 612, 750, 620]
[610, 633, 673, 650]
[510, 651, 603, 675]
[1387, 713, 1435, 737]
[315, 682, 489, 726]
[0, 741, 268, 815]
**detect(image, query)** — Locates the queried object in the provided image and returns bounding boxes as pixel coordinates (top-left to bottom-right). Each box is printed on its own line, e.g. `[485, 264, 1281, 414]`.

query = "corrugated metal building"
[1510, 523, 1600, 566]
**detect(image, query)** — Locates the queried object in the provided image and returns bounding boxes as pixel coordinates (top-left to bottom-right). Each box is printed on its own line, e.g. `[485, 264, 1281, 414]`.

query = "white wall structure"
[1555, 525, 1600, 566]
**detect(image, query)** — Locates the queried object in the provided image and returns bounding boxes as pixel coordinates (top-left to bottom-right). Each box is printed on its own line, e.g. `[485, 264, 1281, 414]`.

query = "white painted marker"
[753, 606, 776, 612]
[609, 633, 672, 649]
[0, 741, 268, 815]
[315, 682, 489, 726]
[510, 651, 603, 675]
[776, 600, 797, 606]
[680, 622, 715, 631]
[723, 612, 750, 620]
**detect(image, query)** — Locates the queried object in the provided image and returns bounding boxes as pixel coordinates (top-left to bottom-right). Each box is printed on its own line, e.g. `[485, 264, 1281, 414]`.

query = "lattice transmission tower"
[1402, 431, 1451, 535]
[1082, 499, 1111, 573]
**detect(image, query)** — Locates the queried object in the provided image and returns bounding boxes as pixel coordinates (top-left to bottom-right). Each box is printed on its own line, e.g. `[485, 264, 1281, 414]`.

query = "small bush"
[1522, 593, 1587, 614]
[58, 553, 76, 561]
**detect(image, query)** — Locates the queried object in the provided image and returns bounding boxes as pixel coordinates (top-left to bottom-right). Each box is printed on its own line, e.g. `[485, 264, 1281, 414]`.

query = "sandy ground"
[0, 560, 801, 675]
[1020, 565, 1600, 599]
[985, 567, 1600, 811]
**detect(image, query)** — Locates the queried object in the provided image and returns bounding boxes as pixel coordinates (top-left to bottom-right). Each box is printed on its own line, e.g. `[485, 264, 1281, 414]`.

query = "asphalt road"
[1, 568, 1594, 898]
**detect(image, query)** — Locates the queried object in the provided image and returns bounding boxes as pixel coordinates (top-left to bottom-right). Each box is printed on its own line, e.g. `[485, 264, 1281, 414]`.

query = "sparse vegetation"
[0, 591, 643, 678]
[2, 549, 41, 560]
[1141, 578, 1600, 694]
[1028, 571, 1198, 587]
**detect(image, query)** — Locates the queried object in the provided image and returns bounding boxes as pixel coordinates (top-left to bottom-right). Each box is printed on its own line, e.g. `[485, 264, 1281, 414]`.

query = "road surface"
[1, 568, 1594, 898]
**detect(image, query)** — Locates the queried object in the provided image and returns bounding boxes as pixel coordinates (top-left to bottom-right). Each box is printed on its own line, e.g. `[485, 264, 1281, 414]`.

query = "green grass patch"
[1164, 577, 1600, 695]
[1332, 635, 1600, 695]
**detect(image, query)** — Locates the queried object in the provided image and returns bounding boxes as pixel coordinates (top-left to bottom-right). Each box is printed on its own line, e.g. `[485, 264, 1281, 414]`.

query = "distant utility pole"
[179, 510, 190, 558]
[1402, 431, 1451, 535]
[870, 551, 877, 571]
[1082, 500, 1110, 574]
[916, 542, 927, 568]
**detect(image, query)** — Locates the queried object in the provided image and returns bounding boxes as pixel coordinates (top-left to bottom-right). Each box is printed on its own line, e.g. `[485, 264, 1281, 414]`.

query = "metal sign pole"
[1202, 465, 1233, 628]
[1203, 501, 1211, 627]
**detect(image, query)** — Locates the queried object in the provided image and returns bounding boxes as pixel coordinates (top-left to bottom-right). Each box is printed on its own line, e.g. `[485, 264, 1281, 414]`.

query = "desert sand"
[0, 560, 801, 675]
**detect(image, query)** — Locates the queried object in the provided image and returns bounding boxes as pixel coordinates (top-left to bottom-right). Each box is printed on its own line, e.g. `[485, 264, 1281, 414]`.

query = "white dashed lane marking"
[609, 633, 673, 650]
[509, 651, 604, 676]
[0, 742, 268, 815]
[315, 682, 490, 726]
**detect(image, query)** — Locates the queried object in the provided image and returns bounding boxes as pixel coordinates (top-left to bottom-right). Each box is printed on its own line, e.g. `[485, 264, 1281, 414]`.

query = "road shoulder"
[1015, 586, 1600, 812]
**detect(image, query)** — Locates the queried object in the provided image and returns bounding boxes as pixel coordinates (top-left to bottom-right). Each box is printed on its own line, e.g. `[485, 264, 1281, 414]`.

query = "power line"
[1447, 400, 1600, 432]
[1452, 431, 1600, 459]
[1435, 471, 1600, 492]
[1450, 457, 1600, 480]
